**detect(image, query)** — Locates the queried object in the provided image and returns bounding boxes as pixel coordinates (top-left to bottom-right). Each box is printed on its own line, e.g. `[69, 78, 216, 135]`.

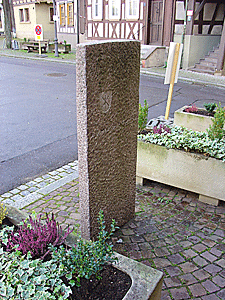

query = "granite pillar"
[76, 40, 140, 240]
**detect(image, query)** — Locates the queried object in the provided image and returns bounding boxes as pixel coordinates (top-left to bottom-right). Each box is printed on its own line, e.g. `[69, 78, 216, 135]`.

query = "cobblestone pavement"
[12, 176, 225, 300]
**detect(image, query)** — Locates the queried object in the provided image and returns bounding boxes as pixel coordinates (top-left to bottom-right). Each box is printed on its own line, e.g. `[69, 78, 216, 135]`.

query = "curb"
[1, 161, 79, 209]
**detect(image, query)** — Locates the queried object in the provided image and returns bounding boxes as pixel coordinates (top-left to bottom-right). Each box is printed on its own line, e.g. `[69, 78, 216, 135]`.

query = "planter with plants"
[174, 102, 225, 132]
[137, 103, 225, 206]
[0, 204, 163, 300]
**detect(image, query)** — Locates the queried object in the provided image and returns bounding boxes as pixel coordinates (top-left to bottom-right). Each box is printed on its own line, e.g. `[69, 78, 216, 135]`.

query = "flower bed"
[137, 126, 225, 205]
[0, 205, 163, 300]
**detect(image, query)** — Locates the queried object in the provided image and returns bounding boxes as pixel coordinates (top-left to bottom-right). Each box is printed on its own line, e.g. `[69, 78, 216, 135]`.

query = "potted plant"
[174, 102, 225, 132]
[137, 104, 225, 206]
[0, 204, 163, 300]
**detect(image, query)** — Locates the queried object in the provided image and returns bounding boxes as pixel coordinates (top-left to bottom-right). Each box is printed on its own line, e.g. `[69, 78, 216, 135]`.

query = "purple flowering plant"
[153, 124, 171, 135]
[184, 104, 198, 113]
[6, 213, 73, 259]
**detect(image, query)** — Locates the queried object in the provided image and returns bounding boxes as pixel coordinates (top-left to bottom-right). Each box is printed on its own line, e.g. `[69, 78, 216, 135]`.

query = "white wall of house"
[14, 2, 54, 40]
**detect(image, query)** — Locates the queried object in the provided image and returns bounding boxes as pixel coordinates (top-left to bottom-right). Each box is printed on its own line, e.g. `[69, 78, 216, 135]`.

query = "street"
[1, 56, 225, 194]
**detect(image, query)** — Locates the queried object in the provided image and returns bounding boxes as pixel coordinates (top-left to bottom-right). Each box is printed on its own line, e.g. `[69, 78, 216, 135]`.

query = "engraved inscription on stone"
[99, 91, 112, 113]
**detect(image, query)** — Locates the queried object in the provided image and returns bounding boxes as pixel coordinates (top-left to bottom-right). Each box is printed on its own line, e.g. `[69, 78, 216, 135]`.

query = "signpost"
[164, 42, 183, 120]
[35, 24, 43, 55]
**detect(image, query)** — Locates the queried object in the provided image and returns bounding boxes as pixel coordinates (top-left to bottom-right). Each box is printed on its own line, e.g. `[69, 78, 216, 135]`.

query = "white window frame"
[109, 0, 121, 20]
[92, 0, 103, 20]
[126, 0, 139, 19]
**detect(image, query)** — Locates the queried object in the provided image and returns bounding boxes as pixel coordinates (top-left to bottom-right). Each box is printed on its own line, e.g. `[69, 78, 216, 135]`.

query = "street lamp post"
[53, 0, 59, 57]
[77, 0, 79, 44]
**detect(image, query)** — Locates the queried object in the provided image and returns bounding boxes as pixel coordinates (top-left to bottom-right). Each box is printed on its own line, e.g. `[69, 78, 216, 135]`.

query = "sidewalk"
[1, 48, 225, 299]
[1, 48, 225, 88]
[1, 160, 225, 300]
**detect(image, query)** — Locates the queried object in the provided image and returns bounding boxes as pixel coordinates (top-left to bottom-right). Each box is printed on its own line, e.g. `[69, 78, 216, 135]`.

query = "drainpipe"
[180, 0, 188, 68]
[77, 0, 79, 44]
[53, 0, 59, 57]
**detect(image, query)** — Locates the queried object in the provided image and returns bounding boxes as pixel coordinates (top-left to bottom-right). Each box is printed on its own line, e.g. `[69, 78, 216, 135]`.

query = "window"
[126, 0, 139, 19]
[109, 0, 120, 19]
[50, 7, 54, 22]
[19, 8, 30, 22]
[59, 4, 65, 26]
[67, 3, 74, 26]
[0, 8, 2, 29]
[24, 8, 29, 22]
[92, 0, 102, 19]
[19, 9, 24, 22]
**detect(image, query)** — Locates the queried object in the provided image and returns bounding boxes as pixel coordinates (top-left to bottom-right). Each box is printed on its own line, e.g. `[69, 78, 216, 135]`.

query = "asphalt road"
[1, 56, 225, 194]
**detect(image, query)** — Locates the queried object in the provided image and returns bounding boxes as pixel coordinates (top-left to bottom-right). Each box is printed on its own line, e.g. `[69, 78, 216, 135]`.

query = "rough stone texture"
[76, 40, 140, 239]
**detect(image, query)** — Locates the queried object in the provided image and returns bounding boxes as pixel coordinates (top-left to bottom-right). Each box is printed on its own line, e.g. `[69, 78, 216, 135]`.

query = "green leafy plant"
[0, 202, 7, 225]
[138, 125, 225, 161]
[138, 100, 149, 133]
[0, 248, 71, 299]
[204, 102, 217, 113]
[50, 210, 117, 286]
[207, 103, 225, 140]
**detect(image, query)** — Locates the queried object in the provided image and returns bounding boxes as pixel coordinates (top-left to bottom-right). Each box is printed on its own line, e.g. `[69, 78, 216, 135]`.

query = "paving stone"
[216, 259, 225, 268]
[212, 275, 225, 288]
[164, 266, 182, 277]
[168, 244, 183, 254]
[153, 258, 171, 268]
[202, 280, 220, 293]
[214, 229, 225, 238]
[161, 290, 172, 300]
[204, 264, 222, 275]
[216, 289, 225, 299]
[170, 287, 190, 299]
[12, 194, 23, 201]
[189, 283, 207, 297]
[180, 262, 198, 273]
[202, 294, 220, 300]
[168, 253, 185, 264]
[130, 235, 145, 243]
[193, 269, 210, 281]
[201, 251, 217, 263]
[164, 276, 181, 288]
[178, 273, 198, 285]
[202, 239, 216, 247]
[180, 241, 193, 248]
[182, 249, 197, 259]
[121, 229, 135, 236]
[193, 256, 208, 267]
[210, 247, 223, 257]
[154, 247, 170, 257]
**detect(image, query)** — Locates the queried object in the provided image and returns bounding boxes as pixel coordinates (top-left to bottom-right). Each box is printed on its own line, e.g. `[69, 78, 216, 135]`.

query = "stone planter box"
[136, 140, 225, 206]
[48, 43, 71, 53]
[5, 205, 163, 300]
[174, 105, 214, 132]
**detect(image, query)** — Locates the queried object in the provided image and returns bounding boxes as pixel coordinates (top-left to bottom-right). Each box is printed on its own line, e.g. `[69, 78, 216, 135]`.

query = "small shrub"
[153, 124, 171, 135]
[138, 100, 149, 133]
[50, 210, 117, 286]
[204, 102, 217, 113]
[207, 103, 225, 140]
[6, 213, 73, 259]
[0, 203, 7, 225]
[184, 104, 198, 113]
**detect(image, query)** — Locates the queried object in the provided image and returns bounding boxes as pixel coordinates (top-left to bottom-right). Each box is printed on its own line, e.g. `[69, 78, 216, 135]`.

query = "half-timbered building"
[54, 0, 225, 72]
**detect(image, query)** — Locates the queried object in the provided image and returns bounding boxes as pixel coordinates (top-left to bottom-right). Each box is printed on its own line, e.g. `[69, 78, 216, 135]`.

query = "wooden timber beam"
[193, 0, 207, 19]
[208, 3, 220, 34]
[186, 0, 196, 35]
[216, 18, 225, 71]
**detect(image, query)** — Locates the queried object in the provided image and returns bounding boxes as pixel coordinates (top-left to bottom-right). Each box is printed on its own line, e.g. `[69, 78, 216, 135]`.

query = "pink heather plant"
[153, 124, 171, 135]
[184, 104, 198, 113]
[6, 213, 73, 259]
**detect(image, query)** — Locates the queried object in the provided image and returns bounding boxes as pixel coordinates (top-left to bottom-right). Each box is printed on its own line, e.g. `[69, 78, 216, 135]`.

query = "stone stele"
[76, 40, 140, 240]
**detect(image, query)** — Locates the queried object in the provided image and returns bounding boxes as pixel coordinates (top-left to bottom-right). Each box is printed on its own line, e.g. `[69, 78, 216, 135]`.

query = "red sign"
[35, 25, 42, 35]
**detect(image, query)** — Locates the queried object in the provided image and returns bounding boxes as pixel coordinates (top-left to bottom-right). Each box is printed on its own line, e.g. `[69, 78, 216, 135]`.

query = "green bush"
[50, 210, 117, 286]
[138, 100, 149, 133]
[207, 103, 225, 140]
[204, 102, 217, 113]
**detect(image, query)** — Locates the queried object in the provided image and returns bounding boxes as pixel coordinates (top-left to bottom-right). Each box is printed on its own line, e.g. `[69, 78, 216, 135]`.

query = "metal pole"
[53, 0, 59, 57]
[77, 0, 79, 44]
